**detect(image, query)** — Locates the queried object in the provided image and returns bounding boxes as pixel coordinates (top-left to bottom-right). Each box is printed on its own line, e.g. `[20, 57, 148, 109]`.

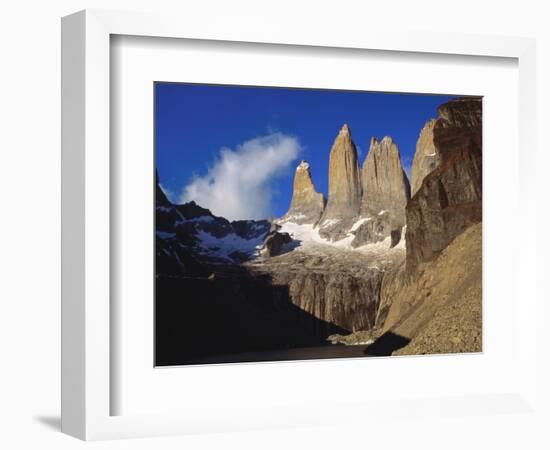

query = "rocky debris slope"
[281, 160, 325, 224]
[410, 119, 439, 196]
[377, 223, 482, 355]
[405, 97, 482, 271]
[361, 136, 410, 226]
[318, 124, 362, 240]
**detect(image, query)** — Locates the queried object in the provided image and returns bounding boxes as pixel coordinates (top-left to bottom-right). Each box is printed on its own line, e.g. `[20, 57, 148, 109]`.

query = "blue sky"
[155, 83, 455, 220]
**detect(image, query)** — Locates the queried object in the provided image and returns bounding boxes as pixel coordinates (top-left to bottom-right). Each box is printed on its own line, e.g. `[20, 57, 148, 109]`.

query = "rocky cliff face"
[246, 248, 389, 334]
[361, 136, 410, 226]
[405, 97, 482, 271]
[282, 160, 325, 224]
[350, 212, 404, 248]
[318, 124, 362, 240]
[411, 119, 439, 196]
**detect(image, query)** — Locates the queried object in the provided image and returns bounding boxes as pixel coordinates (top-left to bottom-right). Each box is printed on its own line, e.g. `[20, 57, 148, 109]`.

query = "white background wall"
[0, 1, 548, 448]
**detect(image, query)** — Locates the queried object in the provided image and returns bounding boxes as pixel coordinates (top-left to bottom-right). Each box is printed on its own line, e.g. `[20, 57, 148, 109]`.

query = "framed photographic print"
[62, 9, 538, 441]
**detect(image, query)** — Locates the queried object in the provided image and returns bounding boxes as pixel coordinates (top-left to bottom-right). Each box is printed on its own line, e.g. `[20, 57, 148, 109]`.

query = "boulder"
[259, 231, 293, 257]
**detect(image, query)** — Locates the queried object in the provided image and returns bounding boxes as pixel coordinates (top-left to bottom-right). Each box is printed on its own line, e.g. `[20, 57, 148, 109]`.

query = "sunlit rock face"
[318, 124, 363, 240]
[406, 97, 482, 271]
[411, 119, 440, 197]
[360, 136, 410, 228]
[281, 160, 325, 225]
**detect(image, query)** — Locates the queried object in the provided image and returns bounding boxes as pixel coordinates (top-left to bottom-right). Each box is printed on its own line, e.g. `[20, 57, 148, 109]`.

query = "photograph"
[154, 83, 482, 366]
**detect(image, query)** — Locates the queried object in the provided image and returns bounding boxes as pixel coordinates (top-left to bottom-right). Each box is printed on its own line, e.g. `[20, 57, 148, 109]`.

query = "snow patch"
[250, 223, 267, 231]
[156, 231, 176, 240]
[350, 340, 375, 346]
[296, 160, 310, 171]
[175, 215, 215, 226]
[284, 213, 307, 221]
[279, 221, 407, 255]
[321, 218, 341, 227]
[350, 217, 372, 232]
[196, 230, 264, 260]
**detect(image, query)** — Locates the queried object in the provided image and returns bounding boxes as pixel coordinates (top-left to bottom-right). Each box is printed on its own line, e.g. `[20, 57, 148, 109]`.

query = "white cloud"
[180, 133, 301, 220]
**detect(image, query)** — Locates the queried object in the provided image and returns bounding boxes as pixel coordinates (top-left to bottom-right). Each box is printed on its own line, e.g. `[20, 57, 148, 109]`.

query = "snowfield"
[278, 220, 405, 255]
[195, 229, 264, 261]
[350, 217, 372, 231]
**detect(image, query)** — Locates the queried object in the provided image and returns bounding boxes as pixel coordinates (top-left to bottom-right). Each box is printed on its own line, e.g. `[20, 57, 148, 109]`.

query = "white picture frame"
[61, 9, 538, 441]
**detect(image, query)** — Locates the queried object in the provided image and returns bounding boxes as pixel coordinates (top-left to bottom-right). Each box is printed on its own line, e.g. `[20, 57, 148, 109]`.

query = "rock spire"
[411, 119, 439, 196]
[318, 124, 362, 238]
[360, 136, 410, 227]
[282, 160, 325, 224]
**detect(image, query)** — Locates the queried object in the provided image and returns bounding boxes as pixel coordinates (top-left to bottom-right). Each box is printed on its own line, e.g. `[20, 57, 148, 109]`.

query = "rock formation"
[247, 250, 387, 334]
[318, 124, 362, 239]
[282, 160, 325, 224]
[259, 230, 293, 257]
[405, 97, 482, 271]
[360, 136, 410, 226]
[350, 212, 404, 248]
[410, 119, 439, 196]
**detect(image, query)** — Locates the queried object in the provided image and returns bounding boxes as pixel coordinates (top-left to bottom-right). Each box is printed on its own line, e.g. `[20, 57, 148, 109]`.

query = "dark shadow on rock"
[364, 331, 411, 356]
[155, 266, 349, 366]
[34, 415, 61, 431]
[277, 238, 302, 255]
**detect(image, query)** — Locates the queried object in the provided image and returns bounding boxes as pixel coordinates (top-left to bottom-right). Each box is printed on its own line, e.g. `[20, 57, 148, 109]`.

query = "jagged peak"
[296, 160, 310, 171]
[339, 123, 351, 135]
[423, 118, 437, 129]
[380, 136, 394, 145]
[368, 136, 397, 154]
